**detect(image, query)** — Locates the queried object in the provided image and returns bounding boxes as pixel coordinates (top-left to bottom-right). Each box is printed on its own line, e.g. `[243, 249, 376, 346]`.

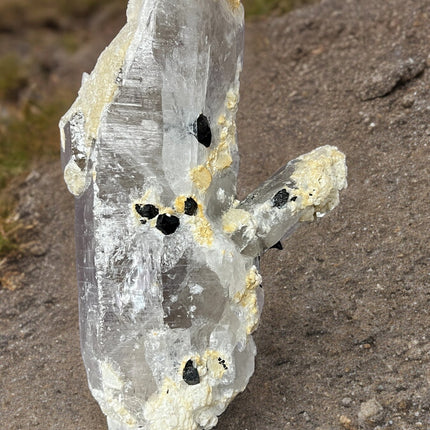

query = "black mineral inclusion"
[183, 359, 200, 385]
[194, 113, 212, 147]
[218, 357, 228, 370]
[184, 197, 198, 216]
[156, 214, 180, 235]
[135, 203, 159, 219]
[272, 189, 289, 208]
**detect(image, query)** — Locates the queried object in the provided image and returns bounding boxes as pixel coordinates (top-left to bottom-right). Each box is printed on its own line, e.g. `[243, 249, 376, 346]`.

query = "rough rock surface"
[1, 0, 430, 429]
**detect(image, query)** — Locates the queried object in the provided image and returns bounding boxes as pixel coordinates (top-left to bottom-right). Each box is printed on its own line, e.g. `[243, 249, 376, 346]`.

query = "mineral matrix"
[60, 0, 347, 429]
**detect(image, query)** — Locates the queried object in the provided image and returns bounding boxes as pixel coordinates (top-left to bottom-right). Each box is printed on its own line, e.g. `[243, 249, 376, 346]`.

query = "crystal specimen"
[59, 1, 347, 429]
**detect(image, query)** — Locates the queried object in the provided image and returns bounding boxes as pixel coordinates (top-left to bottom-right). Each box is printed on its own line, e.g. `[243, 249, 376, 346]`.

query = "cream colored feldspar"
[290, 145, 347, 219]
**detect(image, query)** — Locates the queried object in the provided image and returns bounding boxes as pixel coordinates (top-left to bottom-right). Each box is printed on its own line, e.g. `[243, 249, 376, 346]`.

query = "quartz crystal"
[59, 1, 347, 429]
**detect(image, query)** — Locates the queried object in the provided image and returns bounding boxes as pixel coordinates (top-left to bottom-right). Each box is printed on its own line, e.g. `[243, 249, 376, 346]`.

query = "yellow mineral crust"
[98, 361, 138, 425]
[234, 266, 262, 334]
[222, 208, 253, 234]
[220, 0, 241, 12]
[190, 165, 212, 192]
[192, 214, 214, 247]
[289, 145, 347, 220]
[203, 350, 227, 379]
[207, 140, 233, 171]
[144, 349, 235, 429]
[63, 159, 87, 196]
[174, 195, 186, 213]
[226, 88, 239, 111]
[143, 376, 215, 430]
[60, 18, 137, 150]
[175, 196, 214, 246]
[190, 88, 240, 193]
[205, 114, 236, 174]
[60, 3, 144, 197]
[227, 0, 241, 10]
[217, 114, 226, 125]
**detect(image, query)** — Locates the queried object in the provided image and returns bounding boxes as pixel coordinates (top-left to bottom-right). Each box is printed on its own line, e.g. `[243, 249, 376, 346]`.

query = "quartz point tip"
[59, 0, 347, 429]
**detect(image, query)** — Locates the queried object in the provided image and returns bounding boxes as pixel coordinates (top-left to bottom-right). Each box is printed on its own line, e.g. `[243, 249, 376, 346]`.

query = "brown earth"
[1, 0, 430, 429]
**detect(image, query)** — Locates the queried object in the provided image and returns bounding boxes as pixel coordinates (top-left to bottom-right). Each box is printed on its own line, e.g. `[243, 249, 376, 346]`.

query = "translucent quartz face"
[60, 1, 346, 429]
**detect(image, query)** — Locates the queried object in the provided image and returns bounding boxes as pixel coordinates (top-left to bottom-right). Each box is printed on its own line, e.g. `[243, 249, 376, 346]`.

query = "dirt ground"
[1, 0, 430, 429]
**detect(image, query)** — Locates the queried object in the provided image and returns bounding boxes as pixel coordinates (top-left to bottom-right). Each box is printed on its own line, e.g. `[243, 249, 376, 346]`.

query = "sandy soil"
[1, 0, 429, 429]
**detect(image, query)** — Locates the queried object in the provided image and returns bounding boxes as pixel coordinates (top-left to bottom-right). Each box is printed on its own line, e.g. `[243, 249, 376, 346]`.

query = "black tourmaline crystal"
[183, 359, 200, 385]
[194, 114, 212, 147]
[272, 189, 289, 208]
[135, 204, 159, 219]
[156, 214, 180, 235]
[184, 197, 198, 216]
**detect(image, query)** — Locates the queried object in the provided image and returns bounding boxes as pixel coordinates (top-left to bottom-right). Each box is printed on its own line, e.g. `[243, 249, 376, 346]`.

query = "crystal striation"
[59, 1, 347, 429]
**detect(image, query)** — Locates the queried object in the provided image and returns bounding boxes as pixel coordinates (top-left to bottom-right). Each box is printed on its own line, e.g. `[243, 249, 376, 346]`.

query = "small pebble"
[341, 397, 353, 407]
[401, 94, 415, 108]
[358, 398, 384, 423]
[339, 415, 353, 429]
[301, 411, 310, 422]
